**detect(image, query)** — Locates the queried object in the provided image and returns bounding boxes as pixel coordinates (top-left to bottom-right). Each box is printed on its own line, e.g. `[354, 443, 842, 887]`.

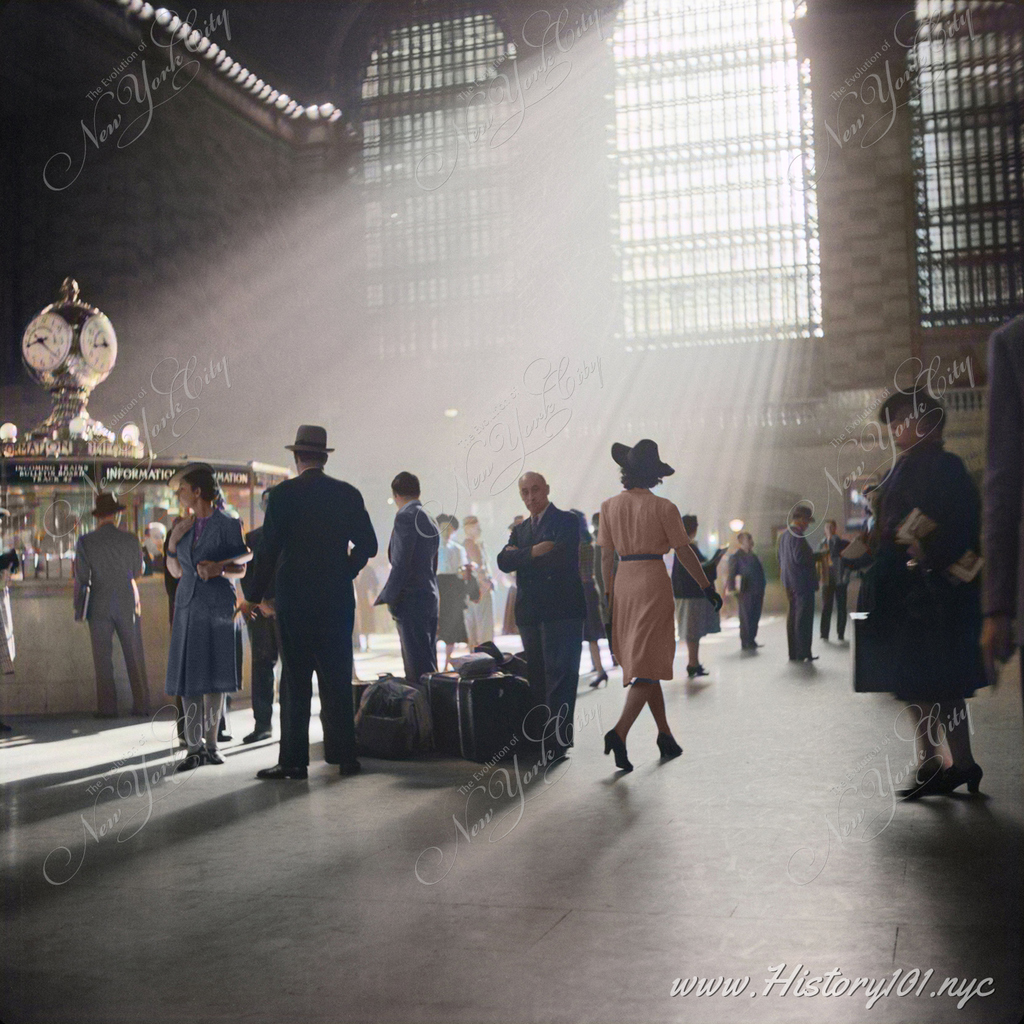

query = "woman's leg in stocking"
[614, 680, 653, 740]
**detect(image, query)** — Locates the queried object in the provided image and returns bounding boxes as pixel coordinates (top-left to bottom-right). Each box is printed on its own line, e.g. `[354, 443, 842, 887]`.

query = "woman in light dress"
[598, 440, 721, 772]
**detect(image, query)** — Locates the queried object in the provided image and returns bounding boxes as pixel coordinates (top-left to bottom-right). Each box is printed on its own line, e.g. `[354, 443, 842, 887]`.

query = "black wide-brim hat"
[611, 438, 674, 478]
[286, 424, 334, 454]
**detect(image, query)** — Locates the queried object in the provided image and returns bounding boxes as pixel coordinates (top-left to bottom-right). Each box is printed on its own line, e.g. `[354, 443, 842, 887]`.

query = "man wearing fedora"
[778, 504, 819, 662]
[242, 426, 378, 779]
[74, 492, 151, 718]
[497, 471, 586, 761]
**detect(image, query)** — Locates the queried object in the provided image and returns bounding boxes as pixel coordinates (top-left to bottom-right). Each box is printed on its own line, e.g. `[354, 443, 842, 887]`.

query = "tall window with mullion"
[360, 8, 517, 359]
[613, 0, 820, 350]
[910, 1, 1024, 327]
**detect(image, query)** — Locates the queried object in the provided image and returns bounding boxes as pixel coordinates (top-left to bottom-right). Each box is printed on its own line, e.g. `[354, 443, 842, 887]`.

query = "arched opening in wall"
[911, 0, 1024, 327]
[357, 5, 518, 362]
[611, 0, 821, 352]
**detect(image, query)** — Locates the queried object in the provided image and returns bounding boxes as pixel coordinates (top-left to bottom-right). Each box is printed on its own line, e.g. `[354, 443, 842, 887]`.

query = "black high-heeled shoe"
[686, 664, 709, 678]
[589, 671, 609, 688]
[603, 729, 633, 772]
[942, 762, 983, 794]
[656, 732, 682, 760]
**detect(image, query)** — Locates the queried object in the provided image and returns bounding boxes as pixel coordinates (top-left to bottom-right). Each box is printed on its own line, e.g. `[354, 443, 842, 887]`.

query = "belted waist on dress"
[619, 553, 663, 561]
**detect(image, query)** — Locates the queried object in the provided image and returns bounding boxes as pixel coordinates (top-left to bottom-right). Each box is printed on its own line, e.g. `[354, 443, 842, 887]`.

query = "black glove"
[703, 585, 722, 612]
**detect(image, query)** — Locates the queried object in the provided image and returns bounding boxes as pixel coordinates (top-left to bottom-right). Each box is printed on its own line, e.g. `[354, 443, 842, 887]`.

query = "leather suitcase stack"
[424, 671, 530, 763]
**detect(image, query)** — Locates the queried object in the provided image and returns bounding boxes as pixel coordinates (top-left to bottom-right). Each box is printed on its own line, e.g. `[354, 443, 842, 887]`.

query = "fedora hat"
[92, 492, 126, 517]
[611, 438, 674, 478]
[286, 424, 334, 454]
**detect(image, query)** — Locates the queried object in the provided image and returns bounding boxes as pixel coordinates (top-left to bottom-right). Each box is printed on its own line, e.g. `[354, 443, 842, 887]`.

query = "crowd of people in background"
[1, 315, 1022, 792]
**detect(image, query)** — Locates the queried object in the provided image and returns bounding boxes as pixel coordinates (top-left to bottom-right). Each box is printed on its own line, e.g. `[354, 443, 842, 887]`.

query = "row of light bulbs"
[110, 0, 344, 122]
[0, 422, 141, 445]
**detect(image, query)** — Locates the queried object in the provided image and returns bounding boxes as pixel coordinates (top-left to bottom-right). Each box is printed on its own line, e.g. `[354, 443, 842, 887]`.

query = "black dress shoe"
[338, 761, 361, 777]
[588, 671, 609, 688]
[175, 750, 207, 772]
[257, 764, 308, 780]
[0, 721, 11, 732]
[217, 730, 233, 743]
[204, 750, 225, 765]
[242, 729, 273, 744]
[804, 655, 819, 662]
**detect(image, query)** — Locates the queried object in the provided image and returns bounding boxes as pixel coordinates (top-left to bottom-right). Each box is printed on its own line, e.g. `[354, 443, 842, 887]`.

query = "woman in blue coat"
[165, 467, 251, 770]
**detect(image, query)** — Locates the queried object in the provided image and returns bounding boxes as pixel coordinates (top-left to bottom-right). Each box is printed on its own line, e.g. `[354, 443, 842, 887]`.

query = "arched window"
[359, 7, 517, 359]
[612, 0, 821, 350]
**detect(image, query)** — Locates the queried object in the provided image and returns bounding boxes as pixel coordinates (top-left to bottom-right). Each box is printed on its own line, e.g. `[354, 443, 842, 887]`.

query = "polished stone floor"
[1, 615, 1021, 1024]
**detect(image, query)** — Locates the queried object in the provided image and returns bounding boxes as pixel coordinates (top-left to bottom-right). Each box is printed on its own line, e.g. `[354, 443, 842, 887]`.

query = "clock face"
[22, 312, 73, 373]
[80, 313, 117, 374]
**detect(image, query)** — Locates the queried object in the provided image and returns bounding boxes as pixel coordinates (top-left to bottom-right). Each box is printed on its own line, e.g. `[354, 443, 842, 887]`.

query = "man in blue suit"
[244, 425, 378, 779]
[497, 472, 586, 761]
[778, 504, 819, 662]
[375, 472, 439, 686]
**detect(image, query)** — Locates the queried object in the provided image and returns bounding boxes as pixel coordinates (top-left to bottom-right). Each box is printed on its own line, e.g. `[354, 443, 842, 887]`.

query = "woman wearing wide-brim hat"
[598, 440, 722, 771]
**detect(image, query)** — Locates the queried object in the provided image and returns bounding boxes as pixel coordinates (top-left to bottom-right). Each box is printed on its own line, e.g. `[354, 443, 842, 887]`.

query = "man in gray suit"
[983, 313, 1024, 713]
[75, 492, 150, 718]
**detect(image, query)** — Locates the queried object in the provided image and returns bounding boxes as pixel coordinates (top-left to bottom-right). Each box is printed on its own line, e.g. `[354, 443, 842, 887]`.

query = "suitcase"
[424, 671, 530, 763]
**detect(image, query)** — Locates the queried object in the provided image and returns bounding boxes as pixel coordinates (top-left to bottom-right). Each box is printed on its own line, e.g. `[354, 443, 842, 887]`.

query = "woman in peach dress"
[598, 440, 722, 772]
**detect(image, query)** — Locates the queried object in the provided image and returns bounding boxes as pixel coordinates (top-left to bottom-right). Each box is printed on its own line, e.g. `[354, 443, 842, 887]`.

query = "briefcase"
[424, 671, 530, 763]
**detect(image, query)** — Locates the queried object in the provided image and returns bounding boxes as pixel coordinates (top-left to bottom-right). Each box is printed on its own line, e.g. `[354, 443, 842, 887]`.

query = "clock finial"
[58, 277, 80, 304]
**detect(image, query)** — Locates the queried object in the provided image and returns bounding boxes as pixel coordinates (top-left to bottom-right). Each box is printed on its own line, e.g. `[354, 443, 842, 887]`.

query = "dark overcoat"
[854, 441, 986, 701]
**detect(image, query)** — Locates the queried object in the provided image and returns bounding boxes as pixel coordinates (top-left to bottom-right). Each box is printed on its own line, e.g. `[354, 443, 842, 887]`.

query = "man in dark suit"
[242, 426, 378, 779]
[74, 492, 150, 717]
[240, 488, 279, 744]
[375, 472, 439, 686]
[817, 519, 850, 642]
[726, 531, 766, 650]
[496, 471, 586, 761]
[778, 505, 819, 662]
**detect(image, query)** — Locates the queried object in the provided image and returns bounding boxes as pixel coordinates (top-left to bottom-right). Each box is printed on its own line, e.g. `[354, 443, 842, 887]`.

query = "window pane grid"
[359, 7, 517, 359]
[613, 0, 820, 349]
[911, 0, 1024, 326]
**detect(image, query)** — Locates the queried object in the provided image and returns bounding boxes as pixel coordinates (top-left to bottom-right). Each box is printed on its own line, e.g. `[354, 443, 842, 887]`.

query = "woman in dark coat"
[165, 468, 251, 770]
[855, 390, 987, 798]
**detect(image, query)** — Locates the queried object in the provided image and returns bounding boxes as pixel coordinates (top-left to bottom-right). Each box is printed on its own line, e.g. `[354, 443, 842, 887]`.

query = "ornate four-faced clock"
[18, 278, 133, 452]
